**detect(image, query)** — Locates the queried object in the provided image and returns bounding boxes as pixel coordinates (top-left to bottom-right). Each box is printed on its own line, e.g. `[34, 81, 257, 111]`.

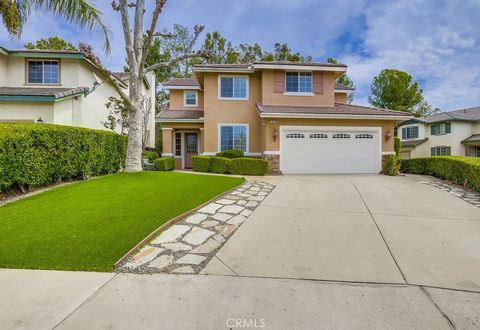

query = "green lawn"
[0, 172, 243, 272]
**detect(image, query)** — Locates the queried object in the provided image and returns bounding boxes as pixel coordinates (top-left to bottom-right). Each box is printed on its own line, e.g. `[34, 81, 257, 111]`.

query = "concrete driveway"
[204, 174, 480, 291]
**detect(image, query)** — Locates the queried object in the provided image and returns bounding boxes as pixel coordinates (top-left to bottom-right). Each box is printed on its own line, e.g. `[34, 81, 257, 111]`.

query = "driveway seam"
[349, 180, 408, 284]
[420, 286, 456, 329]
[371, 212, 480, 222]
[51, 273, 119, 330]
[259, 204, 368, 214]
[214, 255, 240, 276]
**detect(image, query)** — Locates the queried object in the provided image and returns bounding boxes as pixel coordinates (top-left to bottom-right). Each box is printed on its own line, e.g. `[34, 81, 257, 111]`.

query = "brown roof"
[156, 109, 204, 121]
[163, 78, 199, 87]
[253, 61, 347, 67]
[0, 87, 87, 98]
[401, 138, 429, 148]
[335, 82, 355, 91]
[462, 134, 480, 144]
[256, 103, 410, 117]
[112, 72, 129, 81]
[193, 61, 347, 70]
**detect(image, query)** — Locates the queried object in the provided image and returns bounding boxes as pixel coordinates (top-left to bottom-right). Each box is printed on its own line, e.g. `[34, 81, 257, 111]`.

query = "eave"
[257, 111, 411, 121]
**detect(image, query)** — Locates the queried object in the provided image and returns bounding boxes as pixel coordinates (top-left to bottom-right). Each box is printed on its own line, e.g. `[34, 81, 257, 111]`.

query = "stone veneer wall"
[264, 154, 281, 175]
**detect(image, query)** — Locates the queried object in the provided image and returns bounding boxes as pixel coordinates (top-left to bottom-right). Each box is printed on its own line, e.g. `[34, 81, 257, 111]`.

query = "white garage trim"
[279, 125, 382, 174]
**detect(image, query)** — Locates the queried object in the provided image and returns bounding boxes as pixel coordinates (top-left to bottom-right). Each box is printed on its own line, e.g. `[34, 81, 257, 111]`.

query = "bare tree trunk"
[124, 73, 145, 172]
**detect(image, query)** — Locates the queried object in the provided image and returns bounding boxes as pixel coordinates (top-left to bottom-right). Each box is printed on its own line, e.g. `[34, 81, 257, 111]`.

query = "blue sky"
[1, 0, 479, 111]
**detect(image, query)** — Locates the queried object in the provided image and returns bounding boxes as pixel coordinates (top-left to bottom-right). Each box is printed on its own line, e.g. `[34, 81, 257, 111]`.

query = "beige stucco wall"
[261, 70, 336, 106]
[262, 118, 396, 152]
[0, 102, 54, 123]
[169, 90, 204, 110]
[202, 72, 262, 154]
[0, 53, 7, 85]
[334, 92, 347, 104]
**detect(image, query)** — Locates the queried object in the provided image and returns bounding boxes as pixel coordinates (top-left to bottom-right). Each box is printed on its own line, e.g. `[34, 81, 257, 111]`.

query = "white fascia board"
[253, 63, 347, 72]
[163, 86, 200, 90]
[193, 67, 254, 73]
[259, 112, 411, 121]
[156, 118, 204, 123]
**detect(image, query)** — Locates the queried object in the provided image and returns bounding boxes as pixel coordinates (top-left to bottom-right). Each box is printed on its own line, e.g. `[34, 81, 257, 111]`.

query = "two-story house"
[397, 106, 480, 158]
[0, 45, 156, 147]
[157, 62, 410, 174]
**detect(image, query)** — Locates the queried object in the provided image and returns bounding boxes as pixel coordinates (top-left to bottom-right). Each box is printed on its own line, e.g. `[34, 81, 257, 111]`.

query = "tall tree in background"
[368, 69, 436, 117]
[326, 57, 355, 103]
[24, 36, 77, 50]
[202, 31, 237, 64]
[262, 43, 312, 62]
[0, 0, 110, 52]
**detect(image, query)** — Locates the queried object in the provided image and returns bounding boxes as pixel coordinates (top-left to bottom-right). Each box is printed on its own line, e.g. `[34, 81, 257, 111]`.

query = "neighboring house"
[397, 106, 480, 158]
[0, 46, 155, 147]
[157, 62, 410, 174]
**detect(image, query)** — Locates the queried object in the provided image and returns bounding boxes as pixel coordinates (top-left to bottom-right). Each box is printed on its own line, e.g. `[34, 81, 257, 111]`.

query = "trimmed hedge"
[400, 156, 480, 192]
[394, 137, 400, 156]
[154, 157, 174, 171]
[216, 149, 244, 159]
[383, 155, 400, 176]
[192, 156, 268, 176]
[142, 150, 158, 162]
[0, 123, 126, 192]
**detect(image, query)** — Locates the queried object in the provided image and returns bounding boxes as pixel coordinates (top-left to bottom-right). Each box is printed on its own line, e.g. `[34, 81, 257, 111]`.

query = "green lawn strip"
[0, 172, 243, 272]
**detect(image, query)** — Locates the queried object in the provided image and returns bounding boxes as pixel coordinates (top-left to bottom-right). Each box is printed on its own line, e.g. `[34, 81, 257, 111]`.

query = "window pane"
[285, 72, 298, 92]
[233, 77, 247, 98]
[43, 61, 59, 84]
[185, 92, 196, 105]
[28, 61, 43, 83]
[220, 126, 233, 151]
[233, 126, 247, 151]
[220, 77, 233, 98]
[175, 133, 181, 156]
[299, 72, 312, 92]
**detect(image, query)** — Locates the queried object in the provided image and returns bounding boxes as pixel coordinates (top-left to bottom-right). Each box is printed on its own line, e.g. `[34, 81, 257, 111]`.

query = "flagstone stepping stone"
[215, 224, 238, 238]
[257, 191, 268, 196]
[176, 254, 206, 265]
[218, 205, 244, 214]
[237, 200, 247, 206]
[191, 238, 221, 254]
[124, 246, 164, 269]
[161, 242, 192, 252]
[212, 213, 232, 222]
[148, 254, 174, 270]
[185, 213, 208, 224]
[197, 203, 222, 215]
[216, 199, 237, 205]
[173, 266, 195, 274]
[246, 201, 258, 208]
[247, 195, 265, 202]
[225, 195, 241, 200]
[183, 227, 215, 245]
[151, 225, 191, 244]
[241, 209, 252, 217]
[227, 215, 246, 225]
[238, 193, 251, 198]
[200, 220, 220, 228]
[250, 186, 260, 192]
[212, 234, 225, 244]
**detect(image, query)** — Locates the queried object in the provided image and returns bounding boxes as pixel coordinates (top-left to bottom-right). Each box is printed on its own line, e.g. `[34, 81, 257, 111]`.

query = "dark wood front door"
[184, 133, 198, 168]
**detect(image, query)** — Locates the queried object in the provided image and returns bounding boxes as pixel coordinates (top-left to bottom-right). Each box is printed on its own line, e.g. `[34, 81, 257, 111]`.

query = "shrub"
[154, 157, 174, 171]
[210, 157, 231, 174]
[192, 156, 211, 172]
[383, 155, 400, 176]
[142, 150, 158, 162]
[0, 123, 126, 192]
[400, 156, 480, 192]
[216, 149, 244, 159]
[394, 137, 401, 156]
[228, 158, 268, 176]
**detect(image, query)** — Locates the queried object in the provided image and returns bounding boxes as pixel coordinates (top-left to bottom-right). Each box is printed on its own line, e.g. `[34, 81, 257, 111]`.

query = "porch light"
[385, 129, 392, 141]
[273, 128, 278, 142]
[36, 117, 44, 123]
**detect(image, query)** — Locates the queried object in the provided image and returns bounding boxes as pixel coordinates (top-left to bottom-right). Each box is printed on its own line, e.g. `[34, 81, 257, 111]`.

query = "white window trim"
[27, 59, 60, 85]
[284, 71, 313, 95]
[183, 90, 198, 107]
[218, 75, 249, 100]
[217, 123, 249, 153]
[402, 125, 419, 140]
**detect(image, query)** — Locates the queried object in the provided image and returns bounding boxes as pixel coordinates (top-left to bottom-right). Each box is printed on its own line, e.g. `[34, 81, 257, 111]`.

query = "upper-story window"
[219, 76, 248, 100]
[183, 91, 198, 107]
[27, 60, 59, 84]
[401, 126, 419, 140]
[285, 72, 312, 94]
[431, 123, 451, 135]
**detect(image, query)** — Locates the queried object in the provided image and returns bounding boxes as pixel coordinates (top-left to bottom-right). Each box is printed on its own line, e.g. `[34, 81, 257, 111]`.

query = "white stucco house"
[397, 106, 480, 158]
[0, 45, 155, 147]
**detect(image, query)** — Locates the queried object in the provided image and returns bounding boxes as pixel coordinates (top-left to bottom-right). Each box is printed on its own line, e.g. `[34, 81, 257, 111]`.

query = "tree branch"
[133, 0, 145, 62]
[115, 0, 135, 65]
[145, 49, 209, 73]
[140, 0, 167, 71]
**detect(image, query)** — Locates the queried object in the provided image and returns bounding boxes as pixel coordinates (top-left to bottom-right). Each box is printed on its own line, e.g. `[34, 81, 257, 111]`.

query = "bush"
[400, 156, 480, 192]
[0, 123, 126, 192]
[216, 149, 244, 159]
[154, 157, 174, 171]
[383, 155, 400, 176]
[209, 157, 230, 174]
[142, 150, 158, 162]
[228, 158, 268, 176]
[192, 156, 211, 172]
[394, 137, 401, 156]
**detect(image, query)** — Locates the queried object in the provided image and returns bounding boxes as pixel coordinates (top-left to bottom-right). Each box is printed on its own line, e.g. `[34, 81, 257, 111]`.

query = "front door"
[184, 133, 198, 168]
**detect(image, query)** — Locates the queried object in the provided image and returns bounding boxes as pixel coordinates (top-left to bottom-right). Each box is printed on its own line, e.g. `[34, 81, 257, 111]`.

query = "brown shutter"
[273, 70, 285, 93]
[313, 71, 323, 94]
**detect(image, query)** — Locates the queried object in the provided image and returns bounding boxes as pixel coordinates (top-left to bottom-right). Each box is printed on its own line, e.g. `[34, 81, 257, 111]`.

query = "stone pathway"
[117, 181, 274, 274]
[420, 177, 480, 208]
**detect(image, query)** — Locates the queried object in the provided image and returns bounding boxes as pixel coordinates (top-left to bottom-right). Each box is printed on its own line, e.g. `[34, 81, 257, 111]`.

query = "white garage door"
[281, 127, 380, 174]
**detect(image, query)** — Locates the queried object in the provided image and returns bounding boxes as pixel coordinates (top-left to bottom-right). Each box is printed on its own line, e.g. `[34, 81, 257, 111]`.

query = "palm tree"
[0, 0, 110, 52]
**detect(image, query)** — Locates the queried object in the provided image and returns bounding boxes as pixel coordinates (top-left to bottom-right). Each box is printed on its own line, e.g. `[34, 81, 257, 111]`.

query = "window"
[219, 125, 247, 152]
[219, 76, 248, 99]
[332, 133, 350, 139]
[431, 123, 451, 136]
[27, 60, 59, 84]
[175, 133, 182, 157]
[286, 133, 305, 139]
[310, 133, 327, 139]
[431, 146, 451, 156]
[183, 91, 198, 106]
[401, 126, 419, 140]
[285, 72, 312, 93]
[355, 134, 374, 139]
